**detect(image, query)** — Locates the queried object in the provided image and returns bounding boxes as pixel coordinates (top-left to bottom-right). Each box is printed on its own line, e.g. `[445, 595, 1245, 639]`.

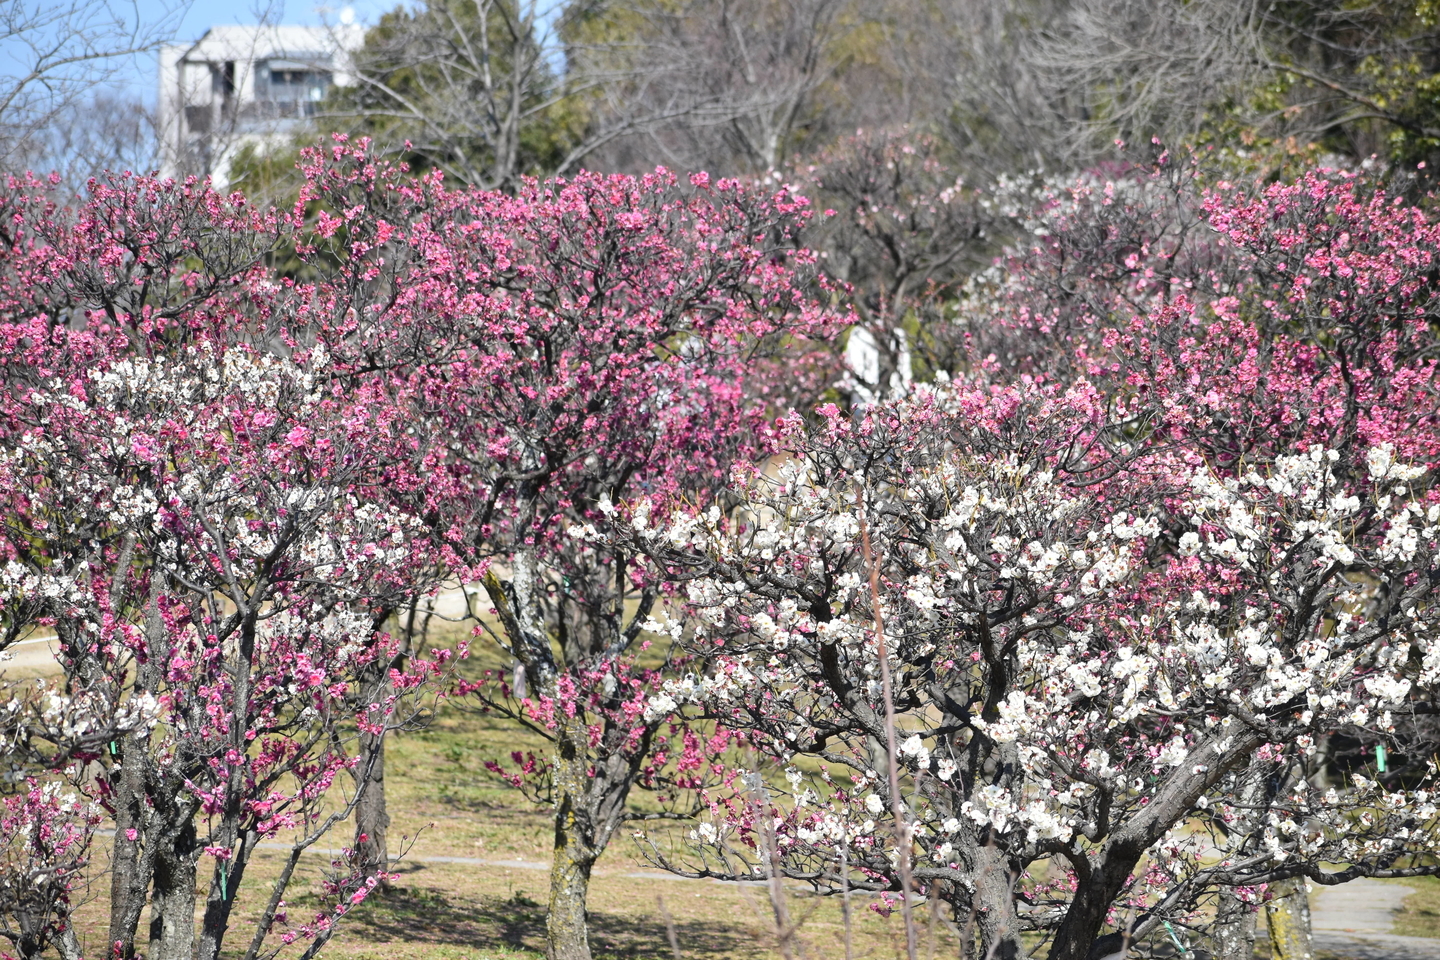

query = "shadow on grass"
[343, 876, 756, 960]
[1393, 875, 1440, 939]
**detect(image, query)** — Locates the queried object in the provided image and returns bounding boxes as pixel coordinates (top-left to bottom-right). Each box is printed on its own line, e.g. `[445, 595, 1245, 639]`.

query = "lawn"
[1393, 875, 1440, 939]
[279, 702, 966, 960]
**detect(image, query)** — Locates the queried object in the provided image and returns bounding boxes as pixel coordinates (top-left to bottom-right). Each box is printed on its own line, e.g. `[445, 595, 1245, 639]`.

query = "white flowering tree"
[604, 372, 1440, 960]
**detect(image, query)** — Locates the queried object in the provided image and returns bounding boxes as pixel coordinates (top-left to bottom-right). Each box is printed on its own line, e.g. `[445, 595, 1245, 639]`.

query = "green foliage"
[1252, 0, 1440, 171]
[326, 0, 588, 188]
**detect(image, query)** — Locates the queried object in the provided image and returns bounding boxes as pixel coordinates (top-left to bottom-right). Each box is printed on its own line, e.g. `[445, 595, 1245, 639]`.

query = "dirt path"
[1312, 879, 1440, 959]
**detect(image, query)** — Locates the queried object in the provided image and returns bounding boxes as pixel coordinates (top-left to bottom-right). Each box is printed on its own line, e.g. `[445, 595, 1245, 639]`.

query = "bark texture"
[106, 737, 151, 957]
[546, 828, 596, 960]
[106, 579, 171, 959]
[1266, 878, 1314, 960]
[147, 819, 197, 960]
[1210, 758, 1268, 960]
[354, 724, 391, 878]
[1212, 888, 1261, 960]
[971, 852, 1023, 960]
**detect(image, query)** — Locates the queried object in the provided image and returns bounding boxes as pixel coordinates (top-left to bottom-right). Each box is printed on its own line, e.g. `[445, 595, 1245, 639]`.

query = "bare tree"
[328, 0, 873, 188]
[23, 90, 160, 189]
[794, 129, 991, 400]
[578, 0, 867, 176]
[329, 0, 604, 189]
[0, 0, 188, 173]
[1022, 0, 1266, 163]
[1006, 0, 1440, 172]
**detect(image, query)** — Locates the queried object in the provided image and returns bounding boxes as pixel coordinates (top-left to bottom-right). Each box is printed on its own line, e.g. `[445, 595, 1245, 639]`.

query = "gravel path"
[1311, 879, 1440, 959]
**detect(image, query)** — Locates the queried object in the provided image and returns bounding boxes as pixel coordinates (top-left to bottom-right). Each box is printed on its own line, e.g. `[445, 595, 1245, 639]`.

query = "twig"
[857, 493, 919, 960]
[839, 837, 854, 960]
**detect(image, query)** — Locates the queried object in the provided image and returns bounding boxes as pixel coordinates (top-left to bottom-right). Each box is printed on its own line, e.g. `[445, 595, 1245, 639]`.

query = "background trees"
[16, 0, 1440, 195]
[569, 0, 873, 176]
[327, 0, 582, 190]
[212, 0, 1440, 231]
[0, 0, 183, 177]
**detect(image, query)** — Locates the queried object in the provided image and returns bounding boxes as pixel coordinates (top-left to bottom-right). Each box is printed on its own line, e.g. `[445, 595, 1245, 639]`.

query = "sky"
[152, 0, 392, 41]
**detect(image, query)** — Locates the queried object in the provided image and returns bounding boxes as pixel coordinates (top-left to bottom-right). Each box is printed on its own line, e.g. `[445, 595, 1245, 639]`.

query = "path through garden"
[1313, 880, 1440, 959]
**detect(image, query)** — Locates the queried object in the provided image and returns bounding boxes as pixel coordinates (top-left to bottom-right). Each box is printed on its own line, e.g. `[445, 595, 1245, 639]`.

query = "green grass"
[322, 689, 963, 960]
[1393, 875, 1440, 939]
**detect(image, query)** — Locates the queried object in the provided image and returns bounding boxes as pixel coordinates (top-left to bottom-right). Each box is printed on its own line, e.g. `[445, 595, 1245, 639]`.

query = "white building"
[158, 24, 365, 189]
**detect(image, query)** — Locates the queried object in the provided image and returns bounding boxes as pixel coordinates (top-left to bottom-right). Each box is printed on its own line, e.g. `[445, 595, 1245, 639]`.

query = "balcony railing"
[182, 97, 332, 139]
[239, 99, 323, 120]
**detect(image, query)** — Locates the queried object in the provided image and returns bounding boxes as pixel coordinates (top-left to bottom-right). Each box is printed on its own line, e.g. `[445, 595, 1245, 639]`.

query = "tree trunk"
[354, 722, 391, 882]
[546, 813, 596, 960]
[1213, 888, 1260, 960]
[148, 819, 198, 960]
[108, 563, 170, 958]
[547, 709, 600, 960]
[353, 641, 394, 887]
[196, 828, 258, 960]
[107, 742, 155, 958]
[1265, 878, 1313, 960]
[1212, 759, 1267, 960]
[197, 614, 260, 960]
[503, 540, 602, 960]
[355, 605, 407, 888]
[54, 923, 84, 960]
[969, 843, 1024, 960]
[501, 523, 608, 960]
[1046, 857, 1143, 960]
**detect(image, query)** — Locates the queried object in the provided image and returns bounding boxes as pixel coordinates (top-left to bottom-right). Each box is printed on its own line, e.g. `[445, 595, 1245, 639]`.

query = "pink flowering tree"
[0, 172, 454, 960]
[0, 779, 102, 960]
[283, 139, 841, 960]
[605, 166, 1440, 960]
[0, 611, 166, 960]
